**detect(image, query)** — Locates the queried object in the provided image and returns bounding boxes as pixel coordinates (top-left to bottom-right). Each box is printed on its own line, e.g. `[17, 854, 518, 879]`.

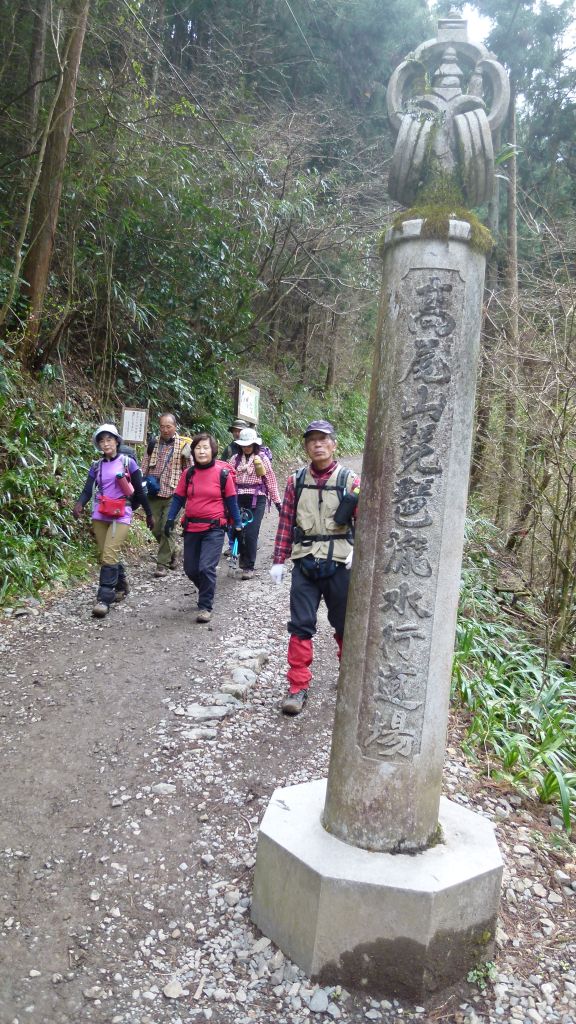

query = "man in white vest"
[270, 421, 360, 715]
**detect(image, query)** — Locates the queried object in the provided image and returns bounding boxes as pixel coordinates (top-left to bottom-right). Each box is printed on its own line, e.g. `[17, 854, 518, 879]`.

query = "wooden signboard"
[236, 379, 260, 425]
[121, 407, 149, 444]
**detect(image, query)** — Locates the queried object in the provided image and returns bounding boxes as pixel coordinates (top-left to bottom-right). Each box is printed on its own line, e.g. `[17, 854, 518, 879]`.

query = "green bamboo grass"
[453, 515, 576, 833]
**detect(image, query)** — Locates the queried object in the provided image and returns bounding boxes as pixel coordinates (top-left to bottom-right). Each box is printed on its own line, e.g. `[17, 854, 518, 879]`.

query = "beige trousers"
[92, 520, 130, 565]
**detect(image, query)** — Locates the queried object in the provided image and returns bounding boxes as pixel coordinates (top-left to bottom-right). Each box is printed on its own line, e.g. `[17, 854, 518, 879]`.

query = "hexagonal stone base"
[251, 779, 502, 1000]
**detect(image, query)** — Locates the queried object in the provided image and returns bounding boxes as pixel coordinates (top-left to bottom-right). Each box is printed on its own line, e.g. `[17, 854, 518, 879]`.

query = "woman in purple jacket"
[73, 423, 154, 618]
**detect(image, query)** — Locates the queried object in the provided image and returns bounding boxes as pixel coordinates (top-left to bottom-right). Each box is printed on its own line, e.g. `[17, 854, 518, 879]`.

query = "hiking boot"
[153, 565, 168, 578]
[281, 689, 308, 716]
[196, 609, 212, 623]
[92, 602, 109, 618]
[115, 564, 130, 600]
[241, 569, 254, 580]
[168, 552, 178, 570]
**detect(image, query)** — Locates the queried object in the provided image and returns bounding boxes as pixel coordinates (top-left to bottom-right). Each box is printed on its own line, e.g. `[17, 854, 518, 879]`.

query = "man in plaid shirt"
[271, 420, 360, 716]
[141, 413, 191, 576]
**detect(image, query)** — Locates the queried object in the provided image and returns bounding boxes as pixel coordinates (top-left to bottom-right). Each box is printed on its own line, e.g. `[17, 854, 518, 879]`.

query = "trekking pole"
[228, 536, 239, 576]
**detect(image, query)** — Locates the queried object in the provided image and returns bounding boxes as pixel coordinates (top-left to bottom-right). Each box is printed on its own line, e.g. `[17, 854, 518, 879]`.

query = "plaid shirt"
[141, 435, 191, 498]
[230, 452, 281, 506]
[273, 461, 360, 564]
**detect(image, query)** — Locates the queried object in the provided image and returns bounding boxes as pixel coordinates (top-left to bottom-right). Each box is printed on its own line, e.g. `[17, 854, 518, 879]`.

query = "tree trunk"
[20, 0, 90, 369]
[149, 0, 165, 95]
[469, 130, 500, 494]
[496, 84, 519, 529]
[505, 437, 551, 552]
[27, 0, 49, 141]
[325, 312, 337, 389]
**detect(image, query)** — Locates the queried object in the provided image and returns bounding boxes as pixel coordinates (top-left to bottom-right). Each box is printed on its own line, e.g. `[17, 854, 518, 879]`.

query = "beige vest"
[291, 465, 354, 563]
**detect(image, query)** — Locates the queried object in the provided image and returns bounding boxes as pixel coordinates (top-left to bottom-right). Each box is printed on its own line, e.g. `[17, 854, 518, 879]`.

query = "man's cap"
[303, 420, 336, 438]
[228, 418, 249, 432]
[92, 423, 122, 447]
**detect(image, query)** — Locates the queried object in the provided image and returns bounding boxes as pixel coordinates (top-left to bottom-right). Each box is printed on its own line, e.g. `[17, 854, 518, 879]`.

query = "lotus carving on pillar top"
[386, 12, 510, 207]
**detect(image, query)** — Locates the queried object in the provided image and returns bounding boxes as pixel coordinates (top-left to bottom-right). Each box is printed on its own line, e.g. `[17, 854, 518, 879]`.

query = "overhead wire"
[282, 0, 319, 61]
[118, 0, 250, 171]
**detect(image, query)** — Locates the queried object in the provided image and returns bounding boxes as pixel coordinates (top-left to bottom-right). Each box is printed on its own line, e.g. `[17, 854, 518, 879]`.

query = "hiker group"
[73, 417, 359, 716]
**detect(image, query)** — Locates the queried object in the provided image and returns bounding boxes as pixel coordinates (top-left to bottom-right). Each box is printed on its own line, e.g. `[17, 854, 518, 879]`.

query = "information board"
[121, 407, 149, 444]
[236, 379, 260, 425]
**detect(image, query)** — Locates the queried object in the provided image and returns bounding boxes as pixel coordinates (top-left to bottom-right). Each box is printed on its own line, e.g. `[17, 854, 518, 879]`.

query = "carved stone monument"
[252, 13, 509, 999]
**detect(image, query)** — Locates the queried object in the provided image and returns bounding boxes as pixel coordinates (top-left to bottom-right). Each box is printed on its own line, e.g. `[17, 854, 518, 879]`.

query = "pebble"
[183, 703, 229, 721]
[83, 986, 104, 1000]
[162, 979, 184, 999]
[309, 989, 329, 1012]
[182, 727, 218, 740]
[232, 667, 257, 685]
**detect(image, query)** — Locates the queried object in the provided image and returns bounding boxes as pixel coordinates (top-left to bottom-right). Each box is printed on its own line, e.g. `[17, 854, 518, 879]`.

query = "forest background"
[1, 0, 576, 830]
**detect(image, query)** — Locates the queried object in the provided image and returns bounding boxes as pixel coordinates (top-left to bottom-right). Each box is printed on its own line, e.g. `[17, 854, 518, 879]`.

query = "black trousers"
[288, 560, 350, 639]
[238, 494, 266, 570]
[183, 528, 225, 611]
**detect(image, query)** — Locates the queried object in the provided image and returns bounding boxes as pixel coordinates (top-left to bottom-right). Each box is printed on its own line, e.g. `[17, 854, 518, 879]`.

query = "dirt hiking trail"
[1, 459, 574, 1024]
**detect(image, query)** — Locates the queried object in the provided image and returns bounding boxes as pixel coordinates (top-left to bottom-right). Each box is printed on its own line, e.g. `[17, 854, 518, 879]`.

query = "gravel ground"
[0, 467, 574, 1024]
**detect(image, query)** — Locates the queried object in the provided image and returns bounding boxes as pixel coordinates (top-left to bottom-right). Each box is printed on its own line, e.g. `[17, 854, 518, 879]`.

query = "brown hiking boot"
[281, 689, 308, 716]
[154, 565, 168, 578]
[241, 569, 254, 580]
[196, 609, 212, 623]
[92, 602, 109, 618]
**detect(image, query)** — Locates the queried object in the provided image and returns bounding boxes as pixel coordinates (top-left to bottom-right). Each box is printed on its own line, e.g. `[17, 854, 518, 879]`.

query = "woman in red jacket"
[164, 433, 242, 623]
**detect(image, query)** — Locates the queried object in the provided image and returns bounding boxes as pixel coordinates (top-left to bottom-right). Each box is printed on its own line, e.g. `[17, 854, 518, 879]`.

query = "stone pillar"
[323, 219, 485, 851]
[252, 15, 509, 998]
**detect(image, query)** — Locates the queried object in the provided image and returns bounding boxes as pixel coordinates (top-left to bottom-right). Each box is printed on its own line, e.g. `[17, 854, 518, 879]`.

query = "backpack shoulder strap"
[293, 466, 308, 509]
[92, 457, 104, 491]
[185, 464, 230, 496]
[336, 466, 354, 500]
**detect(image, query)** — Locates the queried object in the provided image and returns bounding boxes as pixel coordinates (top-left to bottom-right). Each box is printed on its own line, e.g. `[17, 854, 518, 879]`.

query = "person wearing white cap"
[229, 427, 281, 580]
[270, 420, 360, 715]
[73, 424, 154, 617]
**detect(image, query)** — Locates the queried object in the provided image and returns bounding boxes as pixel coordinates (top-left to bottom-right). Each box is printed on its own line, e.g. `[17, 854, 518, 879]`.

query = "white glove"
[344, 549, 353, 570]
[270, 564, 285, 584]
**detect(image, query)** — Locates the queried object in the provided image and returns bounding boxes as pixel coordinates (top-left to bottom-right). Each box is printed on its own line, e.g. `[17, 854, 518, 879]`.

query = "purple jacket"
[88, 456, 139, 524]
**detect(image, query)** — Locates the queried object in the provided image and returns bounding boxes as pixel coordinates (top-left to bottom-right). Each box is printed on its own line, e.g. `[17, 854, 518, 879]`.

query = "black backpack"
[293, 465, 355, 512]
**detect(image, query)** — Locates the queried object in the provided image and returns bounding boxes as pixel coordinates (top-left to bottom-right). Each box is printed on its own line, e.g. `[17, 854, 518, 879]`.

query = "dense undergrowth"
[0, 357, 95, 603]
[453, 514, 576, 834]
